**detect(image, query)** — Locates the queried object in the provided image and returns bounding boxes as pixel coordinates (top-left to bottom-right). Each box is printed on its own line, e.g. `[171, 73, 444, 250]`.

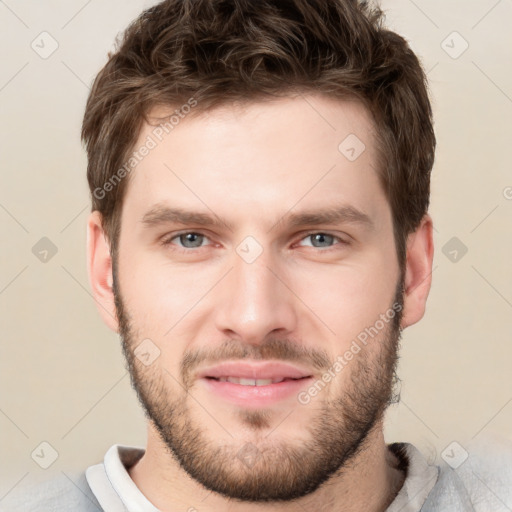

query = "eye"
[162, 232, 211, 249]
[297, 232, 346, 249]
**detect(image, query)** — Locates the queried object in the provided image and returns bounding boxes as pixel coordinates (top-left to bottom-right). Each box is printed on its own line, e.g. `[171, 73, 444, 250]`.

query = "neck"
[128, 421, 405, 512]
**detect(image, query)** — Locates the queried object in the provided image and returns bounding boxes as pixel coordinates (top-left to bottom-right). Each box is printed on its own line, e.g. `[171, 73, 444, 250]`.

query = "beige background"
[1, 0, 511, 497]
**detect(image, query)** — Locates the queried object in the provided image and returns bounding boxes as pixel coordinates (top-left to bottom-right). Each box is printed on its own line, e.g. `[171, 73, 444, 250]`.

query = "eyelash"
[160, 231, 349, 253]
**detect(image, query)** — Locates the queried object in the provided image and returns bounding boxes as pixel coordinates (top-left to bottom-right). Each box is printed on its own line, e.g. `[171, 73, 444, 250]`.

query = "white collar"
[86, 444, 159, 512]
[386, 443, 439, 512]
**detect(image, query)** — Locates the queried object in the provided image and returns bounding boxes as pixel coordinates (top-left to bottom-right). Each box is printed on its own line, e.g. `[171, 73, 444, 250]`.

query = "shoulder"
[423, 436, 512, 511]
[0, 471, 102, 512]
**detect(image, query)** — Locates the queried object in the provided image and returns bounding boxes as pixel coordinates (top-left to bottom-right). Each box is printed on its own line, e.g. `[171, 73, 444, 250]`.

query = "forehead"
[121, 94, 386, 226]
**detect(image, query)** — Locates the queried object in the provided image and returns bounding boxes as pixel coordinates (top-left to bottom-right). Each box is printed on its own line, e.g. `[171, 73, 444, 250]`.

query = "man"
[3, 0, 510, 511]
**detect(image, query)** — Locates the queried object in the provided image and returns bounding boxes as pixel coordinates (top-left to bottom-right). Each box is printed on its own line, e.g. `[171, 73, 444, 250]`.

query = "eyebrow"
[141, 205, 234, 231]
[140, 203, 374, 232]
[273, 205, 374, 232]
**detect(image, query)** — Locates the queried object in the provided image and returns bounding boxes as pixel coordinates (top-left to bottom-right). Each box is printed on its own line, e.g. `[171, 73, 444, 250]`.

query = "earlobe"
[86, 211, 119, 333]
[400, 214, 434, 329]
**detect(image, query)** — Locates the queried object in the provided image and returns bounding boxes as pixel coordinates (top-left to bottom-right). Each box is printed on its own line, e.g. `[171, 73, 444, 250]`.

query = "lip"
[197, 361, 314, 381]
[197, 361, 314, 408]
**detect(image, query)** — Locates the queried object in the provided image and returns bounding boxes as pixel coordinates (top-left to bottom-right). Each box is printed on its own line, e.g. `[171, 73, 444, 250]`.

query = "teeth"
[217, 377, 286, 385]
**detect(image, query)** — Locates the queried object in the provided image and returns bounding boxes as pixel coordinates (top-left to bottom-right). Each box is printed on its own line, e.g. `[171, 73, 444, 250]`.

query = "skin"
[87, 94, 434, 511]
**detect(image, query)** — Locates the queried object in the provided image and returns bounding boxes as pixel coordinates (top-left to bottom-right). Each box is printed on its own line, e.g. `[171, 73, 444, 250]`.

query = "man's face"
[113, 95, 403, 501]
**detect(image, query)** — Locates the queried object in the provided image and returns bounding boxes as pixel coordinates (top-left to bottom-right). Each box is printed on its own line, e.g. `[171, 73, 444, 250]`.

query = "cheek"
[289, 253, 398, 343]
[119, 247, 212, 328]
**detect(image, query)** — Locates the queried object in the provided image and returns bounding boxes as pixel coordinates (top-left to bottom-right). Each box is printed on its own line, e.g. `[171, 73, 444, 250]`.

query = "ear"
[86, 210, 119, 333]
[400, 214, 434, 329]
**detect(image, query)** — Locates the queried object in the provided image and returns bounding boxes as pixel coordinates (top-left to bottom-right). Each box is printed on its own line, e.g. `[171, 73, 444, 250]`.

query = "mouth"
[204, 376, 308, 386]
[197, 361, 314, 407]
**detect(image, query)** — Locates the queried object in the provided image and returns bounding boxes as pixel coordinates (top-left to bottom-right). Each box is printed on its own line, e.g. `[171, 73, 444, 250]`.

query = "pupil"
[313, 234, 332, 247]
[182, 233, 202, 247]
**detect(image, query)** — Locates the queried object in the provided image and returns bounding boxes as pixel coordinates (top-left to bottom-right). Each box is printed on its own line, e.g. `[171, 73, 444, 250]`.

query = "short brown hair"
[82, 0, 435, 269]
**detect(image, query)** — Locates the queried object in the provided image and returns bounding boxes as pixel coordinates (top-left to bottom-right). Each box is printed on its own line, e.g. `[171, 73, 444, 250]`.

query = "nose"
[214, 248, 298, 345]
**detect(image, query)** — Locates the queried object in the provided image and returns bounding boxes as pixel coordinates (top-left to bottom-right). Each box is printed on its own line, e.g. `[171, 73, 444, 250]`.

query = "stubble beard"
[113, 268, 404, 502]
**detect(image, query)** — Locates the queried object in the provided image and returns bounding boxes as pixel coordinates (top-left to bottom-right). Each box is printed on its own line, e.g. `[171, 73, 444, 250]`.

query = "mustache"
[180, 338, 332, 388]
